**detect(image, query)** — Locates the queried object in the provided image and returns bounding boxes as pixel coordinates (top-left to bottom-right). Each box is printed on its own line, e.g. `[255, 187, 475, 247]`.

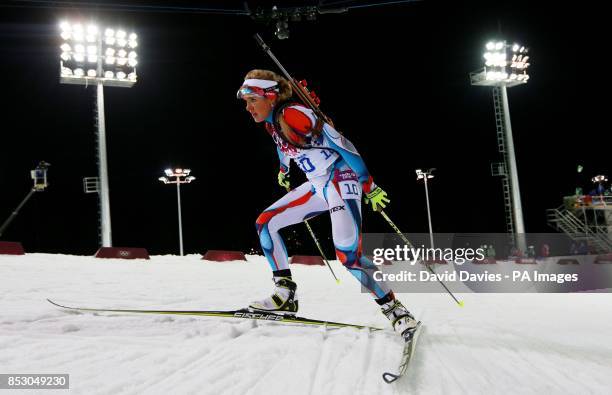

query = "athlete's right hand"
[278, 171, 290, 189]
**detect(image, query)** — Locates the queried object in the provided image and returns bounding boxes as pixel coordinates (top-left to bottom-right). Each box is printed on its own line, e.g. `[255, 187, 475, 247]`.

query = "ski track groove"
[429, 334, 470, 395]
[357, 331, 378, 393]
[347, 331, 373, 395]
[305, 330, 328, 395]
[323, 329, 389, 395]
[114, 321, 252, 395]
[122, 344, 215, 395]
[308, 330, 356, 395]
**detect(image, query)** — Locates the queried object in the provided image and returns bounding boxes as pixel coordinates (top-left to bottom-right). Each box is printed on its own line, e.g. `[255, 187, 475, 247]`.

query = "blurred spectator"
[487, 245, 496, 258]
[570, 242, 578, 255]
[510, 246, 523, 258]
[527, 245, 536, 258]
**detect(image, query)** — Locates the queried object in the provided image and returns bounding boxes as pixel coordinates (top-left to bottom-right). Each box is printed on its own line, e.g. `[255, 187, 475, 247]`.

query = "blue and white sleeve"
[277, 147, 291, 174]
[322, 126, 377, 194]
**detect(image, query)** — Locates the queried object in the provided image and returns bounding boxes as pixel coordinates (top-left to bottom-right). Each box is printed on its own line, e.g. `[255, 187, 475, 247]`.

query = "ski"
[382, 321, 423, 383]
[47, 299, 382, 331]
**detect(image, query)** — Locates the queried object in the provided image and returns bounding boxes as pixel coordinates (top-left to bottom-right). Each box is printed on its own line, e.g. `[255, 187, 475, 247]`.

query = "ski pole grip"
[382, 372, 400, 384]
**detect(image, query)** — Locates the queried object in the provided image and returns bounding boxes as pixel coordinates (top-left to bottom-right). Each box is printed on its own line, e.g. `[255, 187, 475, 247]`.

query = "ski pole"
[303, 218, 340, 284]
[377, 208, 464, 307]
[286, 187, 340, 284]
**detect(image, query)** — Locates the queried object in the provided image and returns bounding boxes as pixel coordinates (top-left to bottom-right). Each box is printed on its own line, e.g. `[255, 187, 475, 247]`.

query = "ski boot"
[249, 277, 299, 316]
[381, 299, 419, 342]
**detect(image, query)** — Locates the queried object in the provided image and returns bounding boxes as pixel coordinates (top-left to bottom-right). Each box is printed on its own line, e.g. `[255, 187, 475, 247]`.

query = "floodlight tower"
[159, 169, 196, 256]
[470, 40, 530, 253]
[59, 21, 138, 247]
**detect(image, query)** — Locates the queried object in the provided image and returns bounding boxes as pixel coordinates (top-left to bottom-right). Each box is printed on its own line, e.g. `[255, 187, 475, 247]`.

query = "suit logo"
[330, 205, 346, 214]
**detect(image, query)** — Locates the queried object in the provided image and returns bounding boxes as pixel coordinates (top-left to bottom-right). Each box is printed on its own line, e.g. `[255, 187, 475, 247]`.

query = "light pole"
[59, 21, 138, 247]
[159, 168, 196, 256]
[416, 168, 436, 249]
[470, 40, 530, 253]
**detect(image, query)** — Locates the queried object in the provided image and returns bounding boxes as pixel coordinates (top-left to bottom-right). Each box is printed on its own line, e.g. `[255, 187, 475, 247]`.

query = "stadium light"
[59, 20, 138, 248]
[59, 21, 138, 87]
[159, 168, 196, 256]
[470, 40, 530, 87]
[592, 175, 608, 183]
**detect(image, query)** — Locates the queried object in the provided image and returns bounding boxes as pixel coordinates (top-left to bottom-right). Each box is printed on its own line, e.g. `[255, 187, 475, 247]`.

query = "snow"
[1, 253, 611, 395]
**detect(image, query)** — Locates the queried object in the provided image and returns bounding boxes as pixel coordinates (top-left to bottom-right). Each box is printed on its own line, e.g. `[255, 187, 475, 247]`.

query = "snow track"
[1, 253, 611, 394]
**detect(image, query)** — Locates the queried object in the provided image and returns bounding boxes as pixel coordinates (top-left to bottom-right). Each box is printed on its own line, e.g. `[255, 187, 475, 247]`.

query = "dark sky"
[0, 0, 608, 255]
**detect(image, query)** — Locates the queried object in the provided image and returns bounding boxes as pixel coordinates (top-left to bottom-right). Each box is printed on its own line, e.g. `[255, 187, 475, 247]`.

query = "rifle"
[254, 34, 335, 129]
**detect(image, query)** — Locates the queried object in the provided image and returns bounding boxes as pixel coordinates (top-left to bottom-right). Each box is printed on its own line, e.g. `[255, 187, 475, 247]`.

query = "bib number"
[339, 180, 361, 200]
[334, 170, 361, 200]
[297, 157, 315, 173]
[320, 149, 334, 160]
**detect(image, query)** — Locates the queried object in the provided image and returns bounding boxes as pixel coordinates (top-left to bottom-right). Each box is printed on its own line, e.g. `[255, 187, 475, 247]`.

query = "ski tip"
[47, 299, 63, 308]
[458, 300, 465, 307]
[335, 279, 341, 285]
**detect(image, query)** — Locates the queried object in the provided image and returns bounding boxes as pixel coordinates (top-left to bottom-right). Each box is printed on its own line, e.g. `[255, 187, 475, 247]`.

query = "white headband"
[243, 79, 278, 89]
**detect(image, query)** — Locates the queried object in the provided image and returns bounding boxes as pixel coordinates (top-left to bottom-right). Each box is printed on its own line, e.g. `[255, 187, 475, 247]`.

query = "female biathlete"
[237, 69, 418, 341]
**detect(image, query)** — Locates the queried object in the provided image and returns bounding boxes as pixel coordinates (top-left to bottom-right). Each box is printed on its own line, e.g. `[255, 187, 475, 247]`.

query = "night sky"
[0, 0, 608, 256]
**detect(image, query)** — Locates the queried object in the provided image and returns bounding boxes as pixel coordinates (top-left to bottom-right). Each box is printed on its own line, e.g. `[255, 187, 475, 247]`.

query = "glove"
[364, 187, 390, 211]
[278, 171, 290, 189]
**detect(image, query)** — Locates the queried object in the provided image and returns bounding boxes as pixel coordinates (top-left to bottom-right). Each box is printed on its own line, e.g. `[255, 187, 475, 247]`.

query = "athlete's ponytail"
[244, 69, 292, 102]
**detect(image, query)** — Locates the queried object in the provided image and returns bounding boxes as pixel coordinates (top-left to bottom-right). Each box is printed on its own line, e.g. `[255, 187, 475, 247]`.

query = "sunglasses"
[236, 85, 279, 99]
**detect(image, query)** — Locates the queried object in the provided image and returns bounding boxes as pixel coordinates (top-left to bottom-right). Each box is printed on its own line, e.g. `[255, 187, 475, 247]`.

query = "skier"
[237, 69, 418, 341]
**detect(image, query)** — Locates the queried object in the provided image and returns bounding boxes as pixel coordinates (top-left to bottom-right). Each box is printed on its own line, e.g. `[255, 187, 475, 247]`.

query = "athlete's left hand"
[278, 171, 290, 189]
[365, 187, 390, 211]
